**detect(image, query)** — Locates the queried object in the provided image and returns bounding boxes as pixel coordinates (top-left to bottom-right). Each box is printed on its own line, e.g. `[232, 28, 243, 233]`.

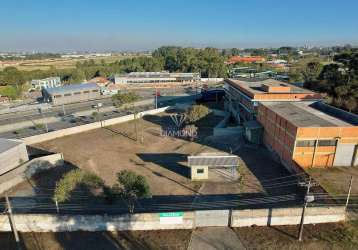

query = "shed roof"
[188, 154, 238, 167]
[44, 83, 99, 95]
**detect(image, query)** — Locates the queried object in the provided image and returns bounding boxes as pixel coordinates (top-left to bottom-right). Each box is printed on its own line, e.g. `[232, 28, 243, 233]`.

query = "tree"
[54, 169, 103, 203]
[185, 104, 210, 124]
[112, 92, 140, 107]
[116, 170, 151, 213]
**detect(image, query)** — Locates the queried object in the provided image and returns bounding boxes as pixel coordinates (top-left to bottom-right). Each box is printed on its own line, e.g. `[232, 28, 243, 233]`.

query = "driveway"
[188, 227, 246, 250]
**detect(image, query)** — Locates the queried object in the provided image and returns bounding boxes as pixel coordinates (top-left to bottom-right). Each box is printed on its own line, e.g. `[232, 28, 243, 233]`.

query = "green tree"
[116, 170, 151, 213]
[112, 92, 140, 107]
[54, 169, 103, 203]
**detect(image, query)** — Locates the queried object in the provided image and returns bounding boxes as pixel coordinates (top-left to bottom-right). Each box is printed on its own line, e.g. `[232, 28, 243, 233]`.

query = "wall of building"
[190, 165, 209, 180]
[0, 142, 29, 175]
[50, 90, 100, 105]
[0, 206, 345, 232]
[257, 103, 297, 170]
[294, 127, 358, 168]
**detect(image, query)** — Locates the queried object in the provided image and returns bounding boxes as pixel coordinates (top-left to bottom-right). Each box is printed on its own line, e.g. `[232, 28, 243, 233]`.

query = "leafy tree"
[0, 85, 21, 99]
[116, 170, 151, 213]
[185, 104, 211, 124]
[54, 169, 104, 203]
[112, 92, 140, 107]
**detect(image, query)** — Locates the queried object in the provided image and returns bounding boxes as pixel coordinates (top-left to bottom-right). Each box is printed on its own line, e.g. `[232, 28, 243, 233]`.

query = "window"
[92, 89, 99, 93]
[83, 91, 90, 94]
[318, 140, 337, 147]
[54, 95, 62, 98]
[64, 93, 72, 97]
[296, 140, 316, 147]
[197, 168, 204, 174]
[74, 92, 81, 95]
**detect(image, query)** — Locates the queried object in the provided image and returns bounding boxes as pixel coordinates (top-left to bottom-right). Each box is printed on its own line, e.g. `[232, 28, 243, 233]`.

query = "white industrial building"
[31, 77, 62, 90]
[114, 72, 200, 84]
[0, 138, 29, 175]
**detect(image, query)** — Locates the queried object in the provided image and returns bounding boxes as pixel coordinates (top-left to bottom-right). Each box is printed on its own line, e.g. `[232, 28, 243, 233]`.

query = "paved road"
[188, 227, 246, 250]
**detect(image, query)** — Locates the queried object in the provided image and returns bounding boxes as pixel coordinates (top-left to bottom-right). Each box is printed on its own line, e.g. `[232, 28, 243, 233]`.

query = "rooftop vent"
[262, 83, 291, 93]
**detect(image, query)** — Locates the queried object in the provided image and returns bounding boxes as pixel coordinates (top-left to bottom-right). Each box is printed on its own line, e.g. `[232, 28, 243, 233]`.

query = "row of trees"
[54, 169, 151, 213]
[290, 52, 358, 113]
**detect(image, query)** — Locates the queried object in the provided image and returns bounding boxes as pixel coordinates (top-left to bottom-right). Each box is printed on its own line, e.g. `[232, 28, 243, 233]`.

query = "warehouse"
[114, 72, 200, 85]
[224, 79, 322, 122]
[0, 138, 29, 175]
[257, 101, 358, 170]
[42, 83, 100, 105]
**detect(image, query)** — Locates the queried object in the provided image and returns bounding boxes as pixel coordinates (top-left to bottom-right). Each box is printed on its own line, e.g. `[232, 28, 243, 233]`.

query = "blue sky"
[1, 0, 357, 52]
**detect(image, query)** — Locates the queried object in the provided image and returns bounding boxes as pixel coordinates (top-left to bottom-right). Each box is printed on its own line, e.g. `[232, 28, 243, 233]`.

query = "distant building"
[224, 79, 323, 122]
[226, 56, 266, 65]
[114, 72, 200, 85]
[0, 138, 29, 175]
[31, 77, 62, 90]
[42, 83, 100, 105]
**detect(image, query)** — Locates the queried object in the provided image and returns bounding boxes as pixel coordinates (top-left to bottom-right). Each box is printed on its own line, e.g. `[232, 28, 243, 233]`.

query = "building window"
[92, 89, 99, 93]
[54, 95, 62, 98]
[83, 91, 90, 94]
[74, 92, 81, 95]
[296, 140, 316, 147]
[318, 140, 337, 147]
[64, 93, 72, 97]
[197, 168, 204, 174]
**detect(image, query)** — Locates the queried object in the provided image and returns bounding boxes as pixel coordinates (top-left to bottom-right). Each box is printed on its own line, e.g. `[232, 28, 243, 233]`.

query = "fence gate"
[334, 143, 356, 166]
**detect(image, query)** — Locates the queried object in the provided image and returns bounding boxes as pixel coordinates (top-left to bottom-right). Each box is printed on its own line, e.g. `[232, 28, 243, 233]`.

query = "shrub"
[185, 104, 210, 124]
[54, 169, 103, 203]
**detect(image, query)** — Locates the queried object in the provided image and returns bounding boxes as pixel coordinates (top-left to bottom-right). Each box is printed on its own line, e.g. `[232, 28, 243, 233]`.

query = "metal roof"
[188, 155, 239, 167]
[263, 102, 356, 127]
[0, 138, 24, 154]
[44, 83, 99, 95]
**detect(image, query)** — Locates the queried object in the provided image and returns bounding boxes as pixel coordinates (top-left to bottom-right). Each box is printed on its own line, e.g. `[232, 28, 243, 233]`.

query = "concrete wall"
[22, 106, 171, 145]
[0, 206, 345, 232]
[0, 153, 63, 194]
[0, 142, 29, 175]
[231, 206, 346, 227]
[213, 127, 244, 137]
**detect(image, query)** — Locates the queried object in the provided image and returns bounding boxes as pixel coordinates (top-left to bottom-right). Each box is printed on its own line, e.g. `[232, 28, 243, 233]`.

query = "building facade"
[114, 72, 200, 85]
[257, 101, 358, 171]
[224, 79, 323, 123]
[31, 77, 62, 90]
[42, 83, 100, 105]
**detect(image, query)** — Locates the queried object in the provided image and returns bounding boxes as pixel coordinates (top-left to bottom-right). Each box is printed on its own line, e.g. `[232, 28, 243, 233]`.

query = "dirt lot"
[8, 110, 301, 200]
[0, 229, 192, 250]
[234, 220, 358, 250]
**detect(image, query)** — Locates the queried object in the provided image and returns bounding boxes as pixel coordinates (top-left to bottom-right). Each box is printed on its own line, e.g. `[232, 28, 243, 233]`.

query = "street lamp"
[38, 107, 49, 133]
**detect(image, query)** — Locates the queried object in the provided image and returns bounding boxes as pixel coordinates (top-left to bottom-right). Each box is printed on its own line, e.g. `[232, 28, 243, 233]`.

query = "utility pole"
[298, 177, 314, 241]
[6, 196, 22, 250]
[346, 176, 353, 210]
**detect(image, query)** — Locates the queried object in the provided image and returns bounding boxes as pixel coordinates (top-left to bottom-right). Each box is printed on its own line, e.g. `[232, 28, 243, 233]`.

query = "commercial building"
[224, 79, 322, 122]
[31, 77, 62, 90]
[0, 138, 28, 175]
[42, 83, 100, 105]
[225, 56, 266, 64]
[114, 72, 200, 85]
[257, 101, 358, 170]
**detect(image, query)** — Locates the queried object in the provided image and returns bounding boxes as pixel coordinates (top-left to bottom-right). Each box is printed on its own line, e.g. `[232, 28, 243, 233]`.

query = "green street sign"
[159, 212, 184, 217]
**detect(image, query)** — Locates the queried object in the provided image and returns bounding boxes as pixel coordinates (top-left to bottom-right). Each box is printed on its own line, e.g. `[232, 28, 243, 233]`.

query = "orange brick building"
[257, 102, 358, 170]
[226, 56, 266, 64]
[224, 79, 322, 122]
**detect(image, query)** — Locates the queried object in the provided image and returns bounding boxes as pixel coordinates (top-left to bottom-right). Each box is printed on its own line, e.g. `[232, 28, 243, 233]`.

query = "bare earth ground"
[234, 220, 358, 250]
[0, 230, 192, 250]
